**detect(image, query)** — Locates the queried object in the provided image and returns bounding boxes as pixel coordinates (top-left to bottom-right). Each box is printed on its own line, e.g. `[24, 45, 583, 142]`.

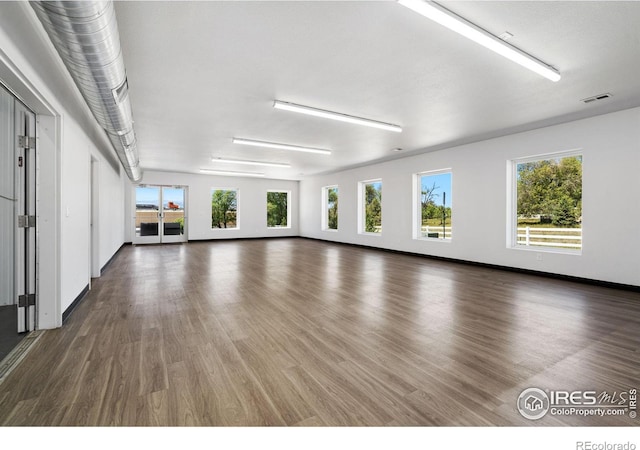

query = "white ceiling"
[114, 1, 640, 180]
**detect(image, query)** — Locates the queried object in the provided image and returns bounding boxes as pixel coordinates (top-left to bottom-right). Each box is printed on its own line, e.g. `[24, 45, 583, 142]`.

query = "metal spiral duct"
[31, 1, 142, 182]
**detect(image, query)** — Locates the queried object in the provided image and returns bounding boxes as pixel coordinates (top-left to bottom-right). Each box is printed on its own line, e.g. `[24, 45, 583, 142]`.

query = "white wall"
[0, 3, 127, 323]
[124, 170, 299, 242]
[98, 157, 125, 270]
[58, 119, 91, 312]
[300, 107, 640, 287]
[60, 131, 125, 314]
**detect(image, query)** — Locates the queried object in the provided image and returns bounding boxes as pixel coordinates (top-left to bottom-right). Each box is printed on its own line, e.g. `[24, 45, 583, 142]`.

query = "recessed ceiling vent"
[581, 93, 612, 104]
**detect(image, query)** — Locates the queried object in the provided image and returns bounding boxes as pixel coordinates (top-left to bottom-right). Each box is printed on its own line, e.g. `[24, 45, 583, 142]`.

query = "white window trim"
[508, 149, 583, 255]
[414, 168, 453, 242]
[358, 179, 382, 236]
[322, 185, 339, 232]
[267, 190, 291, 229]
[211, 188, 240, 230]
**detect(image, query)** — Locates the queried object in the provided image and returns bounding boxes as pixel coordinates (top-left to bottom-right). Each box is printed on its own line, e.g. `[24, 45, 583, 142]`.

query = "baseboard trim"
[101, 242, 130, 275]
[188, 235, 296, 243]
[300, 236, 640, 293]
[62, 284, 89, 323]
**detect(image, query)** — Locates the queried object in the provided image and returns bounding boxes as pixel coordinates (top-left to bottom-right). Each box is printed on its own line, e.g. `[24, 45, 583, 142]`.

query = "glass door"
[161, 186, 186, 243]
[134, 185, 161, 244]
[133, 185, 187, 244]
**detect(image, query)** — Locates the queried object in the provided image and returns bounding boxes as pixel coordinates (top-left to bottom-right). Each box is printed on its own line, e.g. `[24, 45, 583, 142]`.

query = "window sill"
[510, 245, 582, 256]
[416, 237, 452, 243]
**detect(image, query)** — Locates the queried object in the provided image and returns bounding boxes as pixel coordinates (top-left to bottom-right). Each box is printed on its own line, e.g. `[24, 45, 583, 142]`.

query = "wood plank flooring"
[0, 238, 638, 426]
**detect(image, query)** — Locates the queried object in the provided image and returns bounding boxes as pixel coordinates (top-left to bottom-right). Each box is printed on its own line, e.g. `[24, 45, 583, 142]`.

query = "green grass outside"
[421, 218, 452, 227]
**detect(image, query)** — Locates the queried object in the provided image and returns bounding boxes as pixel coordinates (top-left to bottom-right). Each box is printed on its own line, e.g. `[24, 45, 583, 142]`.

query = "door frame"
[1, 51, 61, 330]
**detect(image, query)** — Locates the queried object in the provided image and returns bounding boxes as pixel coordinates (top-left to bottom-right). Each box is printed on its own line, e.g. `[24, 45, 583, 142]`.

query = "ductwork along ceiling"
[31, 0, 142, 182]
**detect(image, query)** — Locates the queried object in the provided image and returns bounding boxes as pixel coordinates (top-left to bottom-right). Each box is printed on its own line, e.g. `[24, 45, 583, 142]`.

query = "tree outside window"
[267, 191, 289, 228]
[325, 186, 338, 230]
[211, 189, 237, 229]
[362, 181, 382, 233]
[515, 154, 582, 250]
[419, 171, 452, 240]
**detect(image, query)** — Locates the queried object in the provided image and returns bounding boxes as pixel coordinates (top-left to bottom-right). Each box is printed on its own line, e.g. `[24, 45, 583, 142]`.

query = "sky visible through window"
[136, 186, 184, 208]
[368, 181, 382, 192]
[421, 172, 451, 207]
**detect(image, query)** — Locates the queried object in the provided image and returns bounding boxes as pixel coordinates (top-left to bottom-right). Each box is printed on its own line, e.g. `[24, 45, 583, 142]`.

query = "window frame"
[322, 185, 339, 232]
[210, 187, 239, 230]
[266, 190, 291, 229]
[413, 169, 453, 242]
[358, 178, 382, 235]
[508, 150, 583, 254]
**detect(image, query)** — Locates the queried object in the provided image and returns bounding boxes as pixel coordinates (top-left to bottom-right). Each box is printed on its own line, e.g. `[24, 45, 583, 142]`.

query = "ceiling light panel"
[398, 0, 561, 82]
[212, 157, 291, 168]
[232, 137, 331, 155]
[273, 101, 402, 133]
[199, 169, 265, 177]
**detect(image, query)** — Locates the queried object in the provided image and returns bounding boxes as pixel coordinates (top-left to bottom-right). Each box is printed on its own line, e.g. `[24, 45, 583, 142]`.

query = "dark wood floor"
[0, 238, 638, 426]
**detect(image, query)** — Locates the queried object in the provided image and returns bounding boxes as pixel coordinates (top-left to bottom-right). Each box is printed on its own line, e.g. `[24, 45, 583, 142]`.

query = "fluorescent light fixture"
[398, 0, 561, 82]
[273, 100, 402, 133]
[212, 157, 291, 168]
[232, 137, 331, 155]
[199, 169, 264, 177]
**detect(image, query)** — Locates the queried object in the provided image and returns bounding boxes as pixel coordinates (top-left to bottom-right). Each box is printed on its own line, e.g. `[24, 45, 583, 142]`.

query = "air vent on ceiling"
[112, 78, 129, 105]
[581, 93, 612, 104]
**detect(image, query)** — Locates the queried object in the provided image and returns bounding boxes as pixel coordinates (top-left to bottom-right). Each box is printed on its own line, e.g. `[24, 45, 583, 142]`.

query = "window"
[416, 170, 452, 240]
[359, 180, 382, 234]
[323, 186, 338, 231]
[267, 191, 290, 228]
[211, 189, 238, 229]
[512, 153, 582, 251]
